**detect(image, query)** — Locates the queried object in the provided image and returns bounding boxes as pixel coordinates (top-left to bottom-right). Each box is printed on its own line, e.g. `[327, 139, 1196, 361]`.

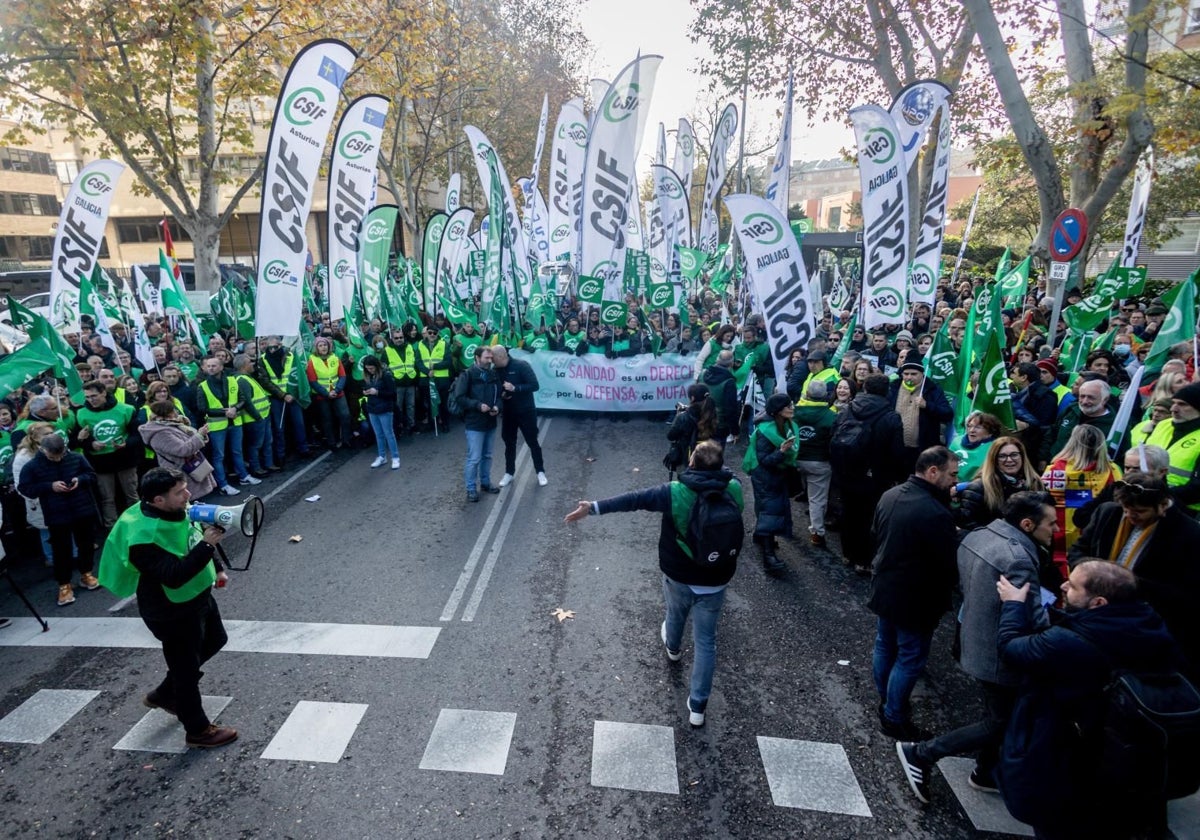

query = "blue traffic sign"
[1050, 208, 1087, 261]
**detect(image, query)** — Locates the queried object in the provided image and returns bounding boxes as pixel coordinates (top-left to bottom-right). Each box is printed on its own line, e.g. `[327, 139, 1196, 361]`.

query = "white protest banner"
[578, 54, 662, 307]
[697, 103, 738, 255]
[49, 159, 125, 331]
[888, 79, 952, 173]
[651, 164, 691, 265]
[850, 104, 909, 329]
[422, 212, 449, 312]
[907, 101, 952, 308]
[674, 118, 696, 196]
[445, 173, 461, 213]
[465, 125, 531, 308]
[326, 93, 390, 324]
[512, 349, 692, 411]
[725, 193, 817, 388]
[1121, 149, 1153, 269]
[656, 122, 667, 167]
[255, 39, 356, 336]
[765, 72, 793, 216]
[132, 265, 161, 315]
[356, 205, 398, 320]
[547, 98, 587, 265]
[436, 207, 476, 304]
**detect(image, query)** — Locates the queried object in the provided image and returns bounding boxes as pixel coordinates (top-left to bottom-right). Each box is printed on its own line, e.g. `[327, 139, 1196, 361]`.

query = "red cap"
[1036, 359, 1059, 376]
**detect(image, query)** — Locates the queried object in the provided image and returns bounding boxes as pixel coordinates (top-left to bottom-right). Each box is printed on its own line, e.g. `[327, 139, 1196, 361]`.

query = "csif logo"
[910, 263, 935, 295]
[80, 171, 113, 197]
[333, 259, 350, 278]
[719, 110, 737, 139]
[263, 259, 291, 285]
[678, 250, 698, 271]
[868, 288, 904, 318]
[561, 121, 587, 147]
[578, 277, 602, 299]
[679, 134, 694, 156]
[649, 284, 673, 308]
[930, 350, 956, 378]
[660, 178, 682, 199]
[861, 127, 896, 164]
[284, 87, 328, 127]
[739, 212, 782, 246]
[363, 218, 389, 244]
[91, 418, 123, 444]
[551, 223, 569, 243]
[601, 302, 624, 323]
[603, 83, 640, 123]
[339, 130, 374, 160]
[529, 293, 545, 311]
[984, 361, 1011, 402]
[447, 220, 466, 241]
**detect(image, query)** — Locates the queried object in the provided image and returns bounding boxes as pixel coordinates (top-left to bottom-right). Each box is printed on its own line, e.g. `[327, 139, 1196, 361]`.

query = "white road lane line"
[260, 700, 368, 763]
[0, 689, 101, 745]
[439, 418, 548, 622]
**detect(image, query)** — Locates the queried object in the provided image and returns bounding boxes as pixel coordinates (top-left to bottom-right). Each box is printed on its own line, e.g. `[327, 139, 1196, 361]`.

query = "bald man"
[491, 346, 547, 487]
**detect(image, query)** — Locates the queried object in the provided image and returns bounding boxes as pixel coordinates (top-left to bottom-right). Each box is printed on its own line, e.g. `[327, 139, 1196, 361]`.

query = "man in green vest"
[76, 381, 140, 529]
[98, 467, 236, 748]
[1147, 382, 1200, 515]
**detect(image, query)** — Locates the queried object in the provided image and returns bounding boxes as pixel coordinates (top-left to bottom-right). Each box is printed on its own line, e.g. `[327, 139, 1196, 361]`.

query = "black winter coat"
[458, 363, 501, 431]
[834, 393, 906, 487]
[749, 418, 793, 538]
[17, 451, 98, 525]
[995, 599, 1181, 833]
[498, 357, 540, 415]
[867, 476, 958, 632]
[955, 473, 1038, 530]
[1070, 502, 1200, 677]
[361, 371, 397, 415]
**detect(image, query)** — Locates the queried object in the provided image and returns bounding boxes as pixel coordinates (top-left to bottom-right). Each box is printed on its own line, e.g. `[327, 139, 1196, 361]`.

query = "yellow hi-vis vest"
[264, 353, 293, 391]
[198, 376, 243, 431]
[239, 374, 270, 419]
[418, 340, 450, 379]
[1146, 418, 1200, 513]
[309, 354, 341, 394]
[384, 345, 416, 381]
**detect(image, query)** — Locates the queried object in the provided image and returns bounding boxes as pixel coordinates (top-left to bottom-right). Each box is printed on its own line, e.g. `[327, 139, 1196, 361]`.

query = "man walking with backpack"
[564, 441, 743, 728]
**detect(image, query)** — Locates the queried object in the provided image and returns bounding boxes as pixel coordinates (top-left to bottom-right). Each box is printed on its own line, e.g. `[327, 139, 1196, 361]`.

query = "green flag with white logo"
[996, 256, 1031, 308]
[971, 327, 1015, 430]
[438, 294, 479, 329]
[1142, 268, 1198, 375]
[675, 245, 706, 281]
[923, 319, 960, 396]
[600, 300, 627, 327]
[0, 339, 59, 396]
[8, 296, 86, 402]
[577, 274, 604, 306]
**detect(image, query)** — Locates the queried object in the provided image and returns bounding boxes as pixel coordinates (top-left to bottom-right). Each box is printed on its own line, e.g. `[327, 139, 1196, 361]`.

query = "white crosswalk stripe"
[2, 682, 1199, 836]
[261, 701, 368, 763]
[112, 696, 233, 754]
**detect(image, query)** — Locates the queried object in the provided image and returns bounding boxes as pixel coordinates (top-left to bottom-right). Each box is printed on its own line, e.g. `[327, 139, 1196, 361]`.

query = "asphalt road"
[0, 413, 1057, 838]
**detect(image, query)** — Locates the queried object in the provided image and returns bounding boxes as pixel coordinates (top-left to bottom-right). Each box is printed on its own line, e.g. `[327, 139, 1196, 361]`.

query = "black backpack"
[1094, 668, 1200, 801]
[830, 410, 872, 474]
[683, 487, 744, 567]
[447, 373, 468, 419]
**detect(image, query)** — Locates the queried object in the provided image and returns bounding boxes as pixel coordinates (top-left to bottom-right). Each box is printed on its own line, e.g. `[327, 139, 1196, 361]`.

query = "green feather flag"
[1142, 268, 1198, 376]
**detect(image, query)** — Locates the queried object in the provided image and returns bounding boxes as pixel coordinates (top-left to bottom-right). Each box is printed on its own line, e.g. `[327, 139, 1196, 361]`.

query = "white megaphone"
[188, 496, 265, 537]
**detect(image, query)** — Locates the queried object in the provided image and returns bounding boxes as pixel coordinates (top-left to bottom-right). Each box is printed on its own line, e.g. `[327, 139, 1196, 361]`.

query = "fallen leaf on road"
[632, 467, 640, 472]
[289, 535, 303, 543]
[551, 608, 575, 622]
[585, 457, 596, 462]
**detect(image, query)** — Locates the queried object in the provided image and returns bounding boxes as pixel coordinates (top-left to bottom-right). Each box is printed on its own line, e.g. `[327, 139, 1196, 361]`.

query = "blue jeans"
[269, 398, 308, 461]
[242, 419, 274, 472]
[872, 617, 933, 724]
[463, 428, 494, 491]
[662, 575, 727, 712]
[208, 425, 248, 488]
[368, 411, 399, 459]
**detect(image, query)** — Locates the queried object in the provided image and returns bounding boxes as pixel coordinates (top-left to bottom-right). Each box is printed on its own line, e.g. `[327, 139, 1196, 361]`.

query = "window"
[1188, 0, 1200, 34]
[116, 218, 191, 244]
[827, 206, 842, 230]
[25, 236, 54, 259]
[1156, 218, 1200, 254]
[55, 159, 82, 185]
[0, 192, 61, 216]
[0, 148, 53, 175]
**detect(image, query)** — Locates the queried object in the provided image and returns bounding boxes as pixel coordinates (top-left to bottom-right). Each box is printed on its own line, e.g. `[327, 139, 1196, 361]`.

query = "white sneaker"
[687, 698, 705, 727]
[220, 485, 241, 496]
[498, 473, 514, 487]
[661, 622, 682, 662]
[241, 475, 262, 485]
[370, 456, 386, 468]
[537, 472, 548, 487]
[390, 458, 400, 470]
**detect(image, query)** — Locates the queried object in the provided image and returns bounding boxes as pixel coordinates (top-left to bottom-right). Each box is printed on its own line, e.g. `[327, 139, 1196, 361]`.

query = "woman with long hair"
[956, 436, 1045, 530]
[360, 355, 399, 470]
[1042, 424, 1121, 571]
[138, 399, 216, 499]
[665, 383, 716, 472]
[832, 378, 856, 412]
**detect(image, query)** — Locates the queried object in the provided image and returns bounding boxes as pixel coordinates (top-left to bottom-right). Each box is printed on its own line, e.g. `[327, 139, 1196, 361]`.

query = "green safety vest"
[951, 438, 994, 484]
[239, 374, 270, 419]
[384, 345, 416, 381]
[75, 402, 136, 456]
[702, 338, 724, 368]
[198, 376, 243, 431]
[524, 332, 550, 351]
[98, 504, 213, 602]
[562, 331, 586, 353]
[418, 340, 450, 378]
[742, 419, 801, 472]
[668, 479, 744, 560]
[1146, 419, 1200, 512]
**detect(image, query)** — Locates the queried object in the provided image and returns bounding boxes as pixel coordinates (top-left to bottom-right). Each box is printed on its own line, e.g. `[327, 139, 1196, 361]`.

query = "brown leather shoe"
[185, 724, 238, 748]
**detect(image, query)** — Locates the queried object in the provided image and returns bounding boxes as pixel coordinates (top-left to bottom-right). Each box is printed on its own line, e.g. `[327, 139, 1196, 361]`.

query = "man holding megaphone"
[98, 468, 237, 749]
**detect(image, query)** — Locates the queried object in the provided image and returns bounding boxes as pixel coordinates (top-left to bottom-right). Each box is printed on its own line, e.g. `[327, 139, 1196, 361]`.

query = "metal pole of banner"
[949, 188, 980, 290]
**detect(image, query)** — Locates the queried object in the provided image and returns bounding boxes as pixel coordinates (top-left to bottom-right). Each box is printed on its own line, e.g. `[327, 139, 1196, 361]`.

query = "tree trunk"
[193, 15, 221, 292]
[962, 0, 1065, 259]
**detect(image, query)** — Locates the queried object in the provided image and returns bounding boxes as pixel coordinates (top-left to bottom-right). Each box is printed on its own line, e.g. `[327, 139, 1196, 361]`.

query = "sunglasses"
[1113, 480, 1164, 499]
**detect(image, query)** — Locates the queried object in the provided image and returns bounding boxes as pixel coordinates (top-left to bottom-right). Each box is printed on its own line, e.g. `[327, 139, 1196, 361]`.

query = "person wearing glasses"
[1071, 471, 1200, 682]
[956, 437, 1046, 531]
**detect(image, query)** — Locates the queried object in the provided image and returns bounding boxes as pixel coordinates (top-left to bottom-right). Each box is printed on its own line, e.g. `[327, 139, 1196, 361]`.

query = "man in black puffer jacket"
[18, 433, 100, 606]
[457, 344, 502, 502]
[565, 441, 742, 729]
[831, 373, 906, 573]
